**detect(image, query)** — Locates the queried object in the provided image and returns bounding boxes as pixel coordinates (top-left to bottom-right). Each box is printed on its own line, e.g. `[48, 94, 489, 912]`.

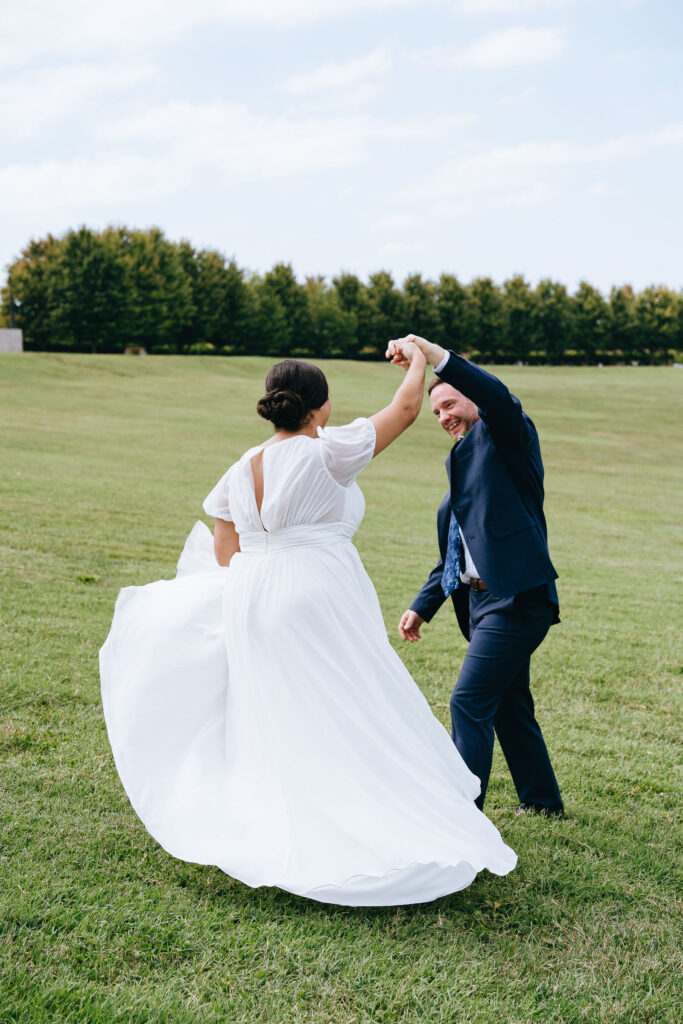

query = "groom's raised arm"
[435, 352, 530, 450]
[388, 337, 531, 450]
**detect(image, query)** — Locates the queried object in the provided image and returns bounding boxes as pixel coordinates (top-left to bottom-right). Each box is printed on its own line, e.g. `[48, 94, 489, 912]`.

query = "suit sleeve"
[410, 554, 449, 622]
[436, 352, 532, 450]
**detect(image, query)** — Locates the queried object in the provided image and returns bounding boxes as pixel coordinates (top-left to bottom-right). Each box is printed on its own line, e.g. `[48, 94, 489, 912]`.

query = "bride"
[100, 340, 516, 906]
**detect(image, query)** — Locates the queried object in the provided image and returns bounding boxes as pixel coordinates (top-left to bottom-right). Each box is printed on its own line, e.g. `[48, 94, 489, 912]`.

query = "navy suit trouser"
[450, 589, 563, 812]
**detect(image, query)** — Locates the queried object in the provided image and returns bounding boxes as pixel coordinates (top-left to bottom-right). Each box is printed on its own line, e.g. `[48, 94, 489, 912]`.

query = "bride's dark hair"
[257, 359, 329, 432]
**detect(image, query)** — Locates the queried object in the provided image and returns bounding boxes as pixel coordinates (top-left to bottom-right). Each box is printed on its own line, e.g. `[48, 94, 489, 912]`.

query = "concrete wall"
[0, 329, 23, 352]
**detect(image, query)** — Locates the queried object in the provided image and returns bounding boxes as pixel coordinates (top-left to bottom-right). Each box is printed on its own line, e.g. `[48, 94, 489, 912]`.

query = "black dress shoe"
[515, 803, 565, 819]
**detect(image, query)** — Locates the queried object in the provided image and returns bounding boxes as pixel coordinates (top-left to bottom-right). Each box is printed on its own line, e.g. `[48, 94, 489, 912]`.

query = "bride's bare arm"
[369, 341, 427, 456]
[214, 519, 240, 566]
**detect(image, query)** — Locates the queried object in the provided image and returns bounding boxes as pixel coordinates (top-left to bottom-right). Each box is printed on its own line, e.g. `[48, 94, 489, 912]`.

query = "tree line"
[2, 225, 681, 364]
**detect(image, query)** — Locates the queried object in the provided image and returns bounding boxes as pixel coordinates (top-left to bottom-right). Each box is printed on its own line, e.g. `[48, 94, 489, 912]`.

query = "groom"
[390, 335, 564, 817]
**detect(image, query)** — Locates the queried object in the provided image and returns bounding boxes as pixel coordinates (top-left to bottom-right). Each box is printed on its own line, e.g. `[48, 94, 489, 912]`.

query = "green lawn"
[0, 354, 681, 1024]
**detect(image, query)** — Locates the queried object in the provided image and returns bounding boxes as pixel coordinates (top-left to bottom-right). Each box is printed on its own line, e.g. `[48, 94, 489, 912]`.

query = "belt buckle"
[470, 578, 484, 592]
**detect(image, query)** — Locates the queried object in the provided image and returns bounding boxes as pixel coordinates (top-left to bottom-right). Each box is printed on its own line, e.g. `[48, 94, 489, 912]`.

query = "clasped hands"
[385, 334, 446, 369]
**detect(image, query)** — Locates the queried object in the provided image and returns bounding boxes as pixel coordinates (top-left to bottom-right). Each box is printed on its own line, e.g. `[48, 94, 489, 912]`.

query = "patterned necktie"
[441, 510, 463, 598]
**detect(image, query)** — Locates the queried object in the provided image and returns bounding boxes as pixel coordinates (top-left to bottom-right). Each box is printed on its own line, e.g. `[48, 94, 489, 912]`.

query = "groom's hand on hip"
[399, 610, 425, 642]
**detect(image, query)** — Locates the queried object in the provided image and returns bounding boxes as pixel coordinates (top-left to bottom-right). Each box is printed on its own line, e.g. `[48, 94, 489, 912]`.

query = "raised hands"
[385, 336, 424, 370]
[386, 335, 447, 369]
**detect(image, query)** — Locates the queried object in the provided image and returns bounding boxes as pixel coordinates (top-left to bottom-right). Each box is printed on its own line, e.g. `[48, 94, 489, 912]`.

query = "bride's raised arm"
[369, 339, 427, 457]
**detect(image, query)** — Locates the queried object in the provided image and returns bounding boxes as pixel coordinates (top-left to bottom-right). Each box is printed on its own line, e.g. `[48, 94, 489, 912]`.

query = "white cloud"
[279, 27, 566, 115]
[0, 111, 367, 218]
[375, 240, 427, 262]
[610, 48, 655, 64]
[454, 26, 567, 70]
[374, 112, 475, 140]
[0, 99, 471, 217]
[0, 153, 184, 211]
[97, 98, 468, 155]
[497, 85, 536, 106]
[99, 101, 370, 182]
[287, 81, 389, 115]
[413, 26, 567, 73]
[0, 64, 156, 142]
[400, 182, 552, 224]
[392, 122, 683, 212]
[487, 182, 553, 208]
[587, 181, 628, 198]
[0, 0, 437, 70]
[280, 48, 392, 97]
[370, 211, 425, 232]
[454, 0, 573, 12]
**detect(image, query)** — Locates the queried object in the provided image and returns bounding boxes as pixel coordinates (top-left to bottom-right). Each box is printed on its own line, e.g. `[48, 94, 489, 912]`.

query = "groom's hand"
[386, 338, 420, 369]
[386, 343, 410, 369]
[399, 609, 425, 642]
[389, 335, 446, 368]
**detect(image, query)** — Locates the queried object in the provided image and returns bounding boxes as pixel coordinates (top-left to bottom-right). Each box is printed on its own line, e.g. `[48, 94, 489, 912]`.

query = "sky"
[1, 0, 682, 295]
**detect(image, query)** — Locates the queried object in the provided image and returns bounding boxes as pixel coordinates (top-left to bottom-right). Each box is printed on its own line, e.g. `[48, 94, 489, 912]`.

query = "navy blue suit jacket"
[410, 353, 559, 639]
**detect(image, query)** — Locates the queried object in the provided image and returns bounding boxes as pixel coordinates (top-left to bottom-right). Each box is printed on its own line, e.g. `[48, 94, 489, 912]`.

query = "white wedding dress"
[100, 417, 516, 905]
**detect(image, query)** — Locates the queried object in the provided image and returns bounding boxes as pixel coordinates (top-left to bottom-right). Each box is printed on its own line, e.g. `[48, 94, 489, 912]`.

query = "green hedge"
[2, 225, 681, 363]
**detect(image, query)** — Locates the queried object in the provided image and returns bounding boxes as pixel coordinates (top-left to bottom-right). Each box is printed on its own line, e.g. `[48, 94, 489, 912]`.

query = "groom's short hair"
[428, 375, 446, 395]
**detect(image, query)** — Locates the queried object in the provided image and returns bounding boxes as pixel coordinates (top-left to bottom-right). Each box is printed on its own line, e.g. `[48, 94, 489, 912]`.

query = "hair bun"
[257, 387, 304, 431]
[256, 359, 329, 432]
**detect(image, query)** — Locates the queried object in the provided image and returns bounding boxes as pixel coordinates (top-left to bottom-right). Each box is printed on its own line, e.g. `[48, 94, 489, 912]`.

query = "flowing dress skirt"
[100, 521, 516, 905]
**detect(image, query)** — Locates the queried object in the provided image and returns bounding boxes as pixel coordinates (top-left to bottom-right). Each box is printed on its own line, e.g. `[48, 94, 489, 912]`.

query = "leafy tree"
[503, 275, 536, 363]
[251, 278, 292, 356]
[332, 273, 371, 357]
[178, 243, 255, 353]
[402, 274, 441, 343]
[468, 277, 505, 362]
[59, 226, 131, 352]
[304, 277, 356, 357]
[572, 281, 608, 364]
[4, 223, 682, 362]
[260, 263, 312, 354]
[121, 227, 194, 352]
[436, 274, 471, 354]
[634, 285, 680, 364]
[365, 272, 405, 357]
[221, 261, 257, 354]
[1, 235, 62, 350]
[534, 279, 572, 363]
[608, 285, 636, 361]
[176, 239, 199, 348]
[193, 249, 231, 348]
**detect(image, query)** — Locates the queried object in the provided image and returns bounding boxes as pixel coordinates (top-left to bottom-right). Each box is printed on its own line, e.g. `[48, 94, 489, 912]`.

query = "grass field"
[0, 353, 681, 1024]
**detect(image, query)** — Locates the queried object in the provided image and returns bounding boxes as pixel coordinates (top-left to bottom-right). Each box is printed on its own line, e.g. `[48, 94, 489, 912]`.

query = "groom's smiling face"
[429, 382, 480, 441]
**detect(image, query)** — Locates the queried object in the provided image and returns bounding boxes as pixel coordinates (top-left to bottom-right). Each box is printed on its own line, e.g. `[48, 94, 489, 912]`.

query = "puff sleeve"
[318, 417, 377, 487]
[202, 468, 233, 521]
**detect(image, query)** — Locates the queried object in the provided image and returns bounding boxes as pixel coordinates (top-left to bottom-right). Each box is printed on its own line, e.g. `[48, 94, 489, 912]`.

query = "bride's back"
[203, 418, 376, 536]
